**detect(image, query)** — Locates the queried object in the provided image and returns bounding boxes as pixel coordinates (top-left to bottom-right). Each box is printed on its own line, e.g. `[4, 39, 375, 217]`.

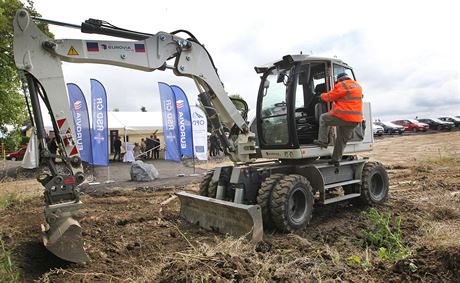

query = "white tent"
[44, 111, 163, 135]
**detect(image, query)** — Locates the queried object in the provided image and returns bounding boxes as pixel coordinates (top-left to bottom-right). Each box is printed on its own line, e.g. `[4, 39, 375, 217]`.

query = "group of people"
[141, 134, 160, 160]
[112, 134, 161, 162]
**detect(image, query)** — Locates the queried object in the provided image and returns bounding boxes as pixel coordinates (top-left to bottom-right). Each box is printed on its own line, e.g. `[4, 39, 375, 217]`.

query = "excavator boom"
[13, 9, 257, 262]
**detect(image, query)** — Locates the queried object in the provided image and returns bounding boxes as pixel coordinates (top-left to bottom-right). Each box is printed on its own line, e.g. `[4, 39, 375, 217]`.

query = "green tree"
[229, 94, 249, 120]
[0, 0, 51, 148]
[195, 94, 250, 133]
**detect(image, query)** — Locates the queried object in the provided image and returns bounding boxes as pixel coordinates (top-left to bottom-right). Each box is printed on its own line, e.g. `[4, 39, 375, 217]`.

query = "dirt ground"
[1, 131, 459, 282]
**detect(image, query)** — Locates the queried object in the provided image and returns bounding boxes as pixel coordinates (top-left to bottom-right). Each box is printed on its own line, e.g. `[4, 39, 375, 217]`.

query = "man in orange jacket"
[313, 72, 363, 165]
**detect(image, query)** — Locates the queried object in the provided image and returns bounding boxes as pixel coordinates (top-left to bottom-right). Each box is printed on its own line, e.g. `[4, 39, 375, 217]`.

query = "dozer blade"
[42, 217, 90, 263]
[176, 191, 263, 241]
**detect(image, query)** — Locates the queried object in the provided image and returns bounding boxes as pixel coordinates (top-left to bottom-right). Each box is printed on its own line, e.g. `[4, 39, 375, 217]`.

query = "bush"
[362, 208, 412, 261]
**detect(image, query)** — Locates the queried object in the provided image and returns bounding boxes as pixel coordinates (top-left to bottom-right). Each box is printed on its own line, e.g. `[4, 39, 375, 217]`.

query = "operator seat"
[314, 83, 328, 122]
[314, 83, 326, 96]
[296, 83, 328, 144]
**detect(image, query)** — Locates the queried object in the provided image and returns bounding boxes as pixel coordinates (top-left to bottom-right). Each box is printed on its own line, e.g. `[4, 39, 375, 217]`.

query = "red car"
[392, 119, 429, 133]
[6, 146, 27, 161]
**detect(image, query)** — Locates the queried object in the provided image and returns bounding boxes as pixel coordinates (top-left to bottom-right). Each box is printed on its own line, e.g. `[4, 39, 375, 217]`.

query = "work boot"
[313, 140, 328, 149]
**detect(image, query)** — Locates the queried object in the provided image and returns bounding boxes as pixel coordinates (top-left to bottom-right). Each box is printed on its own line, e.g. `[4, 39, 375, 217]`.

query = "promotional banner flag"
[171, 85, 193, 158]
[67, 83, 92, 164]
[190, 106, 208, 161]
[90, 79, 109, 166]
[158, 82, 181, 161]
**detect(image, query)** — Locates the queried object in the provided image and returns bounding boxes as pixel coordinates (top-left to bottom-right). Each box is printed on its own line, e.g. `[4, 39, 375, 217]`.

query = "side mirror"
[263, 80, 270, 89]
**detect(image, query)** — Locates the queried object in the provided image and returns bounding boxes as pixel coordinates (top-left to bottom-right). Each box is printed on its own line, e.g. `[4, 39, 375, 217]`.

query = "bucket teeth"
[176, 191, 263, 241]
[42, 217, 90, 263]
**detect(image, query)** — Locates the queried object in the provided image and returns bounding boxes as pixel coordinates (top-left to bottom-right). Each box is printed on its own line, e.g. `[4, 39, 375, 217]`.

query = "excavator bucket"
[176, 191, 263, 241]
[42, 217, 89, 263]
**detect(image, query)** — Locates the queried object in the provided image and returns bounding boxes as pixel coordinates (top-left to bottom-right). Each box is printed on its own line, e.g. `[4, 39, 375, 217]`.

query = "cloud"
[31, 0, 459, 124]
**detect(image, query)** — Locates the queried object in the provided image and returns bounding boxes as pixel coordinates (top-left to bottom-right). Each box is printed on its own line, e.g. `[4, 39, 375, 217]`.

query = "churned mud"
[1, 131, 459, 282]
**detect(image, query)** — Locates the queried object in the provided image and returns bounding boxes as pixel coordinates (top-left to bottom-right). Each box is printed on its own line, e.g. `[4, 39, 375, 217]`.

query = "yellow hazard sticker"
[67, 46, 79, 56]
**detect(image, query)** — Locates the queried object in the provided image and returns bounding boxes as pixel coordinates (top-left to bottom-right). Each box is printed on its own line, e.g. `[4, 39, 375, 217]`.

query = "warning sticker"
[67, 46, 79, 56]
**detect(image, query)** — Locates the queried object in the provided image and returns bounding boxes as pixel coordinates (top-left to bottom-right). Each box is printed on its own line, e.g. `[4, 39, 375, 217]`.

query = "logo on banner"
[94, 132, 105, 144]
[73, 101, 82, 110]
[176, 100, 184, 109]
[74, 112, 83, 150]
[193, 111, 204, 119]
[164, 99, 176, 130]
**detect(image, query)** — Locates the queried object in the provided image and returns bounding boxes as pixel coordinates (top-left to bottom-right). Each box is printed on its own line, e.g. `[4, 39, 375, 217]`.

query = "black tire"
[360, 162, 389, 205]
[256, 173, 285, 229]
[199, 171, 217, 198]
[270, 174, 314, 232]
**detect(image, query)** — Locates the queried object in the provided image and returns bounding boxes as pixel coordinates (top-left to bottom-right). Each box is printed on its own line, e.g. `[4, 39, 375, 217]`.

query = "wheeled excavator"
[13, 9, 389, 263]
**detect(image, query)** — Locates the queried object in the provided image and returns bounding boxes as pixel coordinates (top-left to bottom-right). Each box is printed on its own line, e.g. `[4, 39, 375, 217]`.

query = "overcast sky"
[31, 0, 459, 122]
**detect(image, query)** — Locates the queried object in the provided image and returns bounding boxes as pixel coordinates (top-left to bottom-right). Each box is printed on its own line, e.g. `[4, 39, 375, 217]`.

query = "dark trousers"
[318, 113, 358, 162]
[153, 149, 159, 159]
[113, 149, 121, 161]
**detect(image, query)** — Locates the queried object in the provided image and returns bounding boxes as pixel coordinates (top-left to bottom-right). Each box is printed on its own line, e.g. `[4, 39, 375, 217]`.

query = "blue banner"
[90, 79, 109, 166]
[158, 82, 181, 161]
[67, 83, 92, 164]
[171, 85, 194, 158]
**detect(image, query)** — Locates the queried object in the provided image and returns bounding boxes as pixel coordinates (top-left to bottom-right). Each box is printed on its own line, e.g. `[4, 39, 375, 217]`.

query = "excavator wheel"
[199, 171, 214, 197]
[359, 161, 389, 205]
[256, 173, 285, 229]
[270, 174, 314, 232]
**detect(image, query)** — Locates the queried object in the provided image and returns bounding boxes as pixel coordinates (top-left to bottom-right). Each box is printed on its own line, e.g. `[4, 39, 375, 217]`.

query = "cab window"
[333, 64, 354, 81]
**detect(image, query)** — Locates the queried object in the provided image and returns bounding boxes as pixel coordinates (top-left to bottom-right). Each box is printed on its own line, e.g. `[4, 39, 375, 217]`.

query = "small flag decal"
[86, 42, 99, 52]
[135, 44, 145, 53]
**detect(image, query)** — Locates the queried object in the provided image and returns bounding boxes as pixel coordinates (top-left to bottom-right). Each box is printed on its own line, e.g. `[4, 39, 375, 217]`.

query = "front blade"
[176, 191, 263, 241]
[42, 217, 90, 263]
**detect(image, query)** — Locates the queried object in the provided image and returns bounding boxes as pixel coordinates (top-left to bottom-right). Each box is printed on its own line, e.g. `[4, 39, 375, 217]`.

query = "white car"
[372, 123, 384, 136]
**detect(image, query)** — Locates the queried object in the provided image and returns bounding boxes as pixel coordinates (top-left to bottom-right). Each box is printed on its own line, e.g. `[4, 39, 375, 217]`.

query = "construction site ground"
[1, 131, 459, 282]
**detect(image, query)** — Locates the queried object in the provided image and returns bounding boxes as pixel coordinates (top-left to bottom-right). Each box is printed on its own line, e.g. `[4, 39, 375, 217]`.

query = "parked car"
[372, 123, 384, 136]
[417, 118, 454, 131]
[438, 116, 460, 128]
[374, 121, 405, 134]
[392, 119, 429, 133]
[6, 146, 27, 161]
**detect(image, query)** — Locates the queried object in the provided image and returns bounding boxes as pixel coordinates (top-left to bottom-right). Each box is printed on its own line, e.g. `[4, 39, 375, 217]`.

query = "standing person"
[113, 136, 122, 161]
[209, 134, 218, 157]
[313, 72, 363, 166]
[146, 135, 154, 159]
[47, 136, 58, 163]
[140, 138, 146, 159]
[133, 142, 141, 160]
[153, 134, 160, 159]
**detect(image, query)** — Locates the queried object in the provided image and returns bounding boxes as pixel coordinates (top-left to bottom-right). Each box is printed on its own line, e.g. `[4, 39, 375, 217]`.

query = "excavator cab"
[255, 55, 367, 159]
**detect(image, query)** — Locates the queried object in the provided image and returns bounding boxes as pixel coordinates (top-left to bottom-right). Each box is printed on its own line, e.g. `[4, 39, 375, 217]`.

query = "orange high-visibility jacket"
[321, 79, 363, 122]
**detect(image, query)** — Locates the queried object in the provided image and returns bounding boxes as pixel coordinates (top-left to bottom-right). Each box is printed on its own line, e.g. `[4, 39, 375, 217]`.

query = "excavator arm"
[13, 9, 256, 263]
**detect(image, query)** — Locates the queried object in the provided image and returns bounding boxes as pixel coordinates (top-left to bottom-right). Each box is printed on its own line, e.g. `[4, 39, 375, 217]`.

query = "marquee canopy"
[44, 111, 164, 134]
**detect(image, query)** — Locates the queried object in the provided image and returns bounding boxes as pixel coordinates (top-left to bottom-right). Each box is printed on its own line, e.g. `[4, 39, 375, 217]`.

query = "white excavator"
[13, 9, 389, 263]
